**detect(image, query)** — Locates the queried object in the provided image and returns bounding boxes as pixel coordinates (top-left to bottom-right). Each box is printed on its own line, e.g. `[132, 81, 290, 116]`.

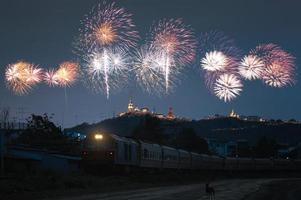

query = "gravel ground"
[243, 179, 301, 200]
[51, 179, 274, 200]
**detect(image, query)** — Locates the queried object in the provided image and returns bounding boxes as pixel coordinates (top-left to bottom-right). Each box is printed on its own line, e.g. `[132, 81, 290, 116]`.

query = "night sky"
[0, 0, 300, 127]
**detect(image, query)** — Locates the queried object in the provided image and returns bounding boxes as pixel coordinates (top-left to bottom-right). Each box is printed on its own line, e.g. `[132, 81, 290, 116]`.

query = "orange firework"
[5, 61, 42, 95]
[95, 22, 117, 45]
[55, 61, 79, 87]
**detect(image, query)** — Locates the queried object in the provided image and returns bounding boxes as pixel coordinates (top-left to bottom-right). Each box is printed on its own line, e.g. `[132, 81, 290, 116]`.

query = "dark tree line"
[132, 115, 209, 154]
[16, 114, 81, 155]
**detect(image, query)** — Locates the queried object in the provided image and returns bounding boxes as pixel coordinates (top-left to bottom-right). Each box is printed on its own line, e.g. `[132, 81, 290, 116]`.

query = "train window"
[124, 143, 128, 161]
[144, 149, 148, 159]
[129, 145, 132, 161]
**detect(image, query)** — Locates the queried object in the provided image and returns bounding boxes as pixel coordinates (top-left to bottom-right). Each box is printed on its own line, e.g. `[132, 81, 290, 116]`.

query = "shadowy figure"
[205, 183, 215, 200]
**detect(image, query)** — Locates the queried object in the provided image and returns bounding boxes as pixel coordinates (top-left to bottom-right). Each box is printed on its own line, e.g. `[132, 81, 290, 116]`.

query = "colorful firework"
[77, 1, 139, 51]
[5, 61, 42, 95]
[76, 1, 138, 98]
[239, 55, 264, 80]
[148, 18, 196, 93]
[55, 61, 79, 87]
[251, 43, 295, 87]
[214, 74, 243, 102]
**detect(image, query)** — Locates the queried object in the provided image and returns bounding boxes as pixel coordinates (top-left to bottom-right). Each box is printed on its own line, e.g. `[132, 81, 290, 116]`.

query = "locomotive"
[82, 132, 301, 171]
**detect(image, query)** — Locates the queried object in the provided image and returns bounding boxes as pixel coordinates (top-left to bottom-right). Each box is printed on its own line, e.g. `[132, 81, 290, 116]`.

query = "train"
[82, 132, 301, 171]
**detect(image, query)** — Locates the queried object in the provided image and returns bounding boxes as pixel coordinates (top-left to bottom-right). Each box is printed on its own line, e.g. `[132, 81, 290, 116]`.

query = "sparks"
[5, 61, 42, 95]
[239, 55, 265, 80]
[214, 74, 243, 102]
[201, 51, 229, 72]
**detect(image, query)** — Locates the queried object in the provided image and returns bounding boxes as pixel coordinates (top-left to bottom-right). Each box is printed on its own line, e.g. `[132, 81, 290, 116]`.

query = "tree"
[254, 136, 278, 158]
[16, 114, 80, 153]
[132, 114, 166, 144]
[172, 128, 209, 154]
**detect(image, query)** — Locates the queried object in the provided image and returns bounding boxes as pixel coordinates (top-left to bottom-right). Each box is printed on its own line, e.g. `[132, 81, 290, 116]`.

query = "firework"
[147, 18, 196, 93]
[239, 55, 264, 80]
[199, 31, 241, 90]
[76, 1, 138, 98]
[55, 61, 79, 87]
[214, 74, 243, 102]
[44, 69, 59, 87]
[251, 44, 295, 87]
[82, 48, 129, 97]
[78, 1, 139, 51]
[201, 51, 229, 72]
[133, 46, 167, 95]
[5, 61, 42, 95]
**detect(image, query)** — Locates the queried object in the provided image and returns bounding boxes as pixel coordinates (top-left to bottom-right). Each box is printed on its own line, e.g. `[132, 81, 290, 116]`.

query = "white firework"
[133, 47, 167, 95]
[84, 48, 129, 97]
[239, 55, 264, 80]
[201, 51, 229, 72]
[214, 74, 243, 102]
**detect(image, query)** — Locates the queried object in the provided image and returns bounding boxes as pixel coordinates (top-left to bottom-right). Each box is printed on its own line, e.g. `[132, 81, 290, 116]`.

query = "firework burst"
[251, 43, 295, 87]
[145, 18, 196, 93]
[201, 51, 229, 72]
[76, 1, 138, 98]
[44, 69, 59, 87]
[214, 74, 243, 102]
[239, 55, 265, 80]
[133, 46, 167, 95]
[199, 31, 241, 90]
[55, 61, 79, 87]
[5, 61, 42, 95]
[78, 1, 139, 51]
[82, 48, 129, 97]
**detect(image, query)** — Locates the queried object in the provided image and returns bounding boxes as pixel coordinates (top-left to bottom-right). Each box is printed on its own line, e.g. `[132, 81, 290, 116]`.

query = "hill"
[65, 114, 301, 145]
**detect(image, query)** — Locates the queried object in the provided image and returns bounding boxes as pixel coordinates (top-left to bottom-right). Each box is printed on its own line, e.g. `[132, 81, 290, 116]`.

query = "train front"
[82, 132, 115, 165]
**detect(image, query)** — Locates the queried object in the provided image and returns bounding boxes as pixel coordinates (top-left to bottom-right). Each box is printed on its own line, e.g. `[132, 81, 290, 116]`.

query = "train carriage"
[139, 141, 162, 168]
[254, 158, 273, 170]
[82, 133, 139, 166]
[224, 157, 238, 171]
[191, 152, 202, 169]
[237, 158, 255, 171]
[162, 146, 179, 169]
[178, 150, 191, 169]
[210, 155, 224, 170]
[273, 158, 293, 171]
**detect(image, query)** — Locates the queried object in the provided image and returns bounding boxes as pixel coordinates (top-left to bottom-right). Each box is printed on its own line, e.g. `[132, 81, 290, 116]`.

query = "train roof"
[110, 134, 138, 144]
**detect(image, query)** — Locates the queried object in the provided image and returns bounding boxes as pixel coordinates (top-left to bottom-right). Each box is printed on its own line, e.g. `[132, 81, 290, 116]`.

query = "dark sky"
[0, 0, 300, 127]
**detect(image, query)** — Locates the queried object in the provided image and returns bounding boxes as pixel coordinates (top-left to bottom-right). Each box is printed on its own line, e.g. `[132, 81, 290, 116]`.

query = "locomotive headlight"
[94, 134, 103, 140]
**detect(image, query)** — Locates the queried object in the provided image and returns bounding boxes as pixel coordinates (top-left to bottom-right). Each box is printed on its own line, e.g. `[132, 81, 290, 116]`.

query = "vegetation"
[16, 114, 81, 155]
[132, 115, 209, 153]
[132, 114, 166, 144]
[254, 136, 278, 158]
[172, 128, 209, 154]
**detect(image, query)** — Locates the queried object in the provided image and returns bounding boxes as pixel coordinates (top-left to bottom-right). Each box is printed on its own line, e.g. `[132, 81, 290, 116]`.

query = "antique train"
[82, 132, 301, 171]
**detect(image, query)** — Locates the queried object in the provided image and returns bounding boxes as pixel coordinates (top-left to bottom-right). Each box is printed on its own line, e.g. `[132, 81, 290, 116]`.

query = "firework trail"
[214, 74, 243, 102]
[83, 48, 129, 96]
[250, 43, 295, 87]
[134, 18, 196, 94]
[5, 61, 42, 95]
[76, 1, 139, 98]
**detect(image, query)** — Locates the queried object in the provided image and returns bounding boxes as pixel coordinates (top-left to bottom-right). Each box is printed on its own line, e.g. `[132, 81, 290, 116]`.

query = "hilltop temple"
[119, 99, 176, 120]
